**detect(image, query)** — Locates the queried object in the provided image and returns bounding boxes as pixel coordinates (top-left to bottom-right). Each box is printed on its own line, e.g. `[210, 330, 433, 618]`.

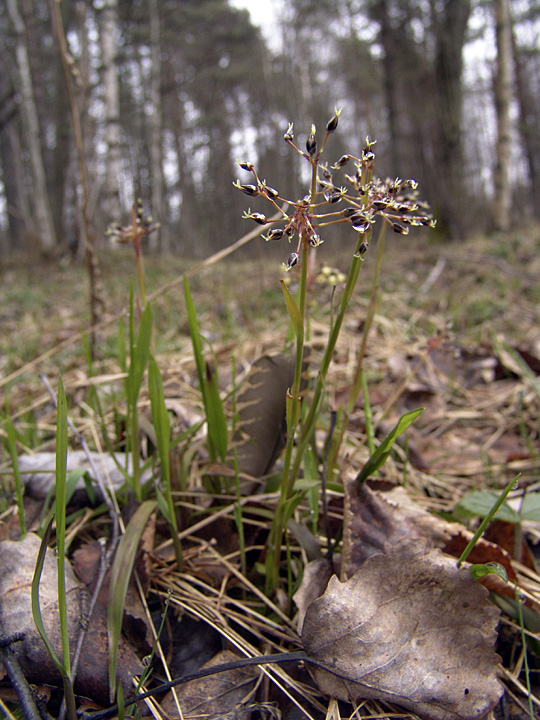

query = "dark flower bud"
[238, 160, 254, 171]
[264, 228, 285, 241]
[233, 180, 259, 196]
[325, 190, 343, 204]
[306, 124, 317, 156]
[392, 222, 409, 235]
[326, 108, 341, 133]
[251, 213, 268, 225]
[319, 179, 334, 190]
[286, 252, 299, 269]
[264, 184, 280, 199]
[372, 198, 390, 210]
[309, 233, 323, 247]
[321, 165, 333, 181]
[362, 148, 375, 163]
[352, 219, 371, 234]
[354, 242, 368, 258]
[397, 203, 418, 213]
[332, 155, 351, 170]
[341, 206, 361, 218]
[284, 123, 294, 141]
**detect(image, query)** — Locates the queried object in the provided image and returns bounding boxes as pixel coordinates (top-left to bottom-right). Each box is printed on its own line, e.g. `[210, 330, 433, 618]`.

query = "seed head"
[326, 108, 341, 133]
[233, 180, 259, 196]
[332, 155, 351, 170]
[306, 124, 317, 156]
[392, 222, 409, 235]
[286, 252, 299, 269]
[264, 228, 285, 241]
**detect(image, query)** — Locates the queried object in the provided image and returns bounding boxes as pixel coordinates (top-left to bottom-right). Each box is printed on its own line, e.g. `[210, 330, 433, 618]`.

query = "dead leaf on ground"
[0, 533, 143, 703]
[18, 451, 152, 500]
[301, 541, 502, 720]
[160, 649, 258, 720]
[232, 352, 308, 487]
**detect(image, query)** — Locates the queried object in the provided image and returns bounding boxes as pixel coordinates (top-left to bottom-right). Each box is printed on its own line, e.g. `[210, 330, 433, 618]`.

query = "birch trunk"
[99, 0, 123, 227]
[493, 0, 513, 231]
[6, 0, 57, 253]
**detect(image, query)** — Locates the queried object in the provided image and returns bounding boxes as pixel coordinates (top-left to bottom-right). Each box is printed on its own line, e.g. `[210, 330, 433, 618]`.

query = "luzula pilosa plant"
[235, 110, 435, 593]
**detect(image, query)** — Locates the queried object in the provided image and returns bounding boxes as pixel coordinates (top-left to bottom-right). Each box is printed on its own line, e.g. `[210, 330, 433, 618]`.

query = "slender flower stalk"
[234, 111, 435, 593]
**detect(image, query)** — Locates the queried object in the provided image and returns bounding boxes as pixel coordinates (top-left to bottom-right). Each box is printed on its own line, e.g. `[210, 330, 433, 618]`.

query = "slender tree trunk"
[99, 0, 123, 228]
[0, 51, 30, 252]
[511, 14, 540, 217]
[371, 0, 404, 173]
[493, 0, 513, 231]
[6, 0, 57, 253]
[430, 0, 471, 239]
[148, 0, 168, 253]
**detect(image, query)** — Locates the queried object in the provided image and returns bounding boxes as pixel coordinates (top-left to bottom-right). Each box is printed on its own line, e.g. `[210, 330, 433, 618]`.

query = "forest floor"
[1, 223, 540, 719]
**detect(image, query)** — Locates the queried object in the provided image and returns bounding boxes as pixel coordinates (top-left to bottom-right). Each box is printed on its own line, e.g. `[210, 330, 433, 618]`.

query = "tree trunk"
[371, 0, 404, 174]
[430, 0, 471, 239]
[148, 0, 168, 253]
[6, 0, 57, 253]
[492, 0, 513, 231]
[511, 14, 540, 217]
[99, 0, 123, 228]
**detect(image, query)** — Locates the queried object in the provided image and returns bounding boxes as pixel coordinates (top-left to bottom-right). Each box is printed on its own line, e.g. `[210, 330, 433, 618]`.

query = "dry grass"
[1, 223, 540, 718]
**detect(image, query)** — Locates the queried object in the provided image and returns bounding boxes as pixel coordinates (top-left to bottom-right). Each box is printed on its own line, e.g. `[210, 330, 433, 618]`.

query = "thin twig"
[0, 630, 43, 720]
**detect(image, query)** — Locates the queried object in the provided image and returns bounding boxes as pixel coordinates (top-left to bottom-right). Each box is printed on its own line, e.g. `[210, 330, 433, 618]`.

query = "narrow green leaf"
[31, 517, 64, 675]
[457, 474, 520, 567]
[5, 416, 26, 538]
[108, 499, 156, 701]
[280, 280, 303, 339]
[184, 276, 227, 463]
[356, 407, 423, 484]
[183, 275, 206, 401]
[204, 361, 228, 460]
[148, 355, 171, 477]
[127, 303, 153, 407]
[55, 377, 71, 676]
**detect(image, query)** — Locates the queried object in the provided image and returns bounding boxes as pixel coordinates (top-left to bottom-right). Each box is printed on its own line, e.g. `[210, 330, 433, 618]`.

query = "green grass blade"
[148, 354, 183, 570]
[55, 377, 71, 677]
[183, 275, 206, 403]
[356, 407, 423, 484]
[457, 474, 520, 567]
[203, 357, 228, 460]
[280, 280, 303, 339]
[108, 499, 156, 701]
[5, 415, 26, 538]
[184, 275, 228, 462]
[127, 303, 153, 408]
[31, 517, 63, 674]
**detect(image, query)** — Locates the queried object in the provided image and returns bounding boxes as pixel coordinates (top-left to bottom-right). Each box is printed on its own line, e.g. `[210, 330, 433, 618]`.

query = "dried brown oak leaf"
[301, 541, 502, 720]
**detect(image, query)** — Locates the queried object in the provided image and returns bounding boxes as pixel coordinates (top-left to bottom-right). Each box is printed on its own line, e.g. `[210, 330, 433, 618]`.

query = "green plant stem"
[516, 585, 535, 720]
[457, 473, 520, 567]
[347, 220, 387, 415]
[288, 233, 367, 487]
[55, 379, 78, 720]
[5, 415, 26, 538]
[361, 369, 374, 454]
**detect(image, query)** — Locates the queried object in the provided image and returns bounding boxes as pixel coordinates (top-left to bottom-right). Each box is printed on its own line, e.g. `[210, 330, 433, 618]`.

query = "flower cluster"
[234, 112, 435, 269]
[105, 198, 160, 245]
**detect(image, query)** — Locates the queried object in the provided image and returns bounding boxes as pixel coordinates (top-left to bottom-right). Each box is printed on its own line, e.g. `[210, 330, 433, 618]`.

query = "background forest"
[1, 0, 539, 260]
